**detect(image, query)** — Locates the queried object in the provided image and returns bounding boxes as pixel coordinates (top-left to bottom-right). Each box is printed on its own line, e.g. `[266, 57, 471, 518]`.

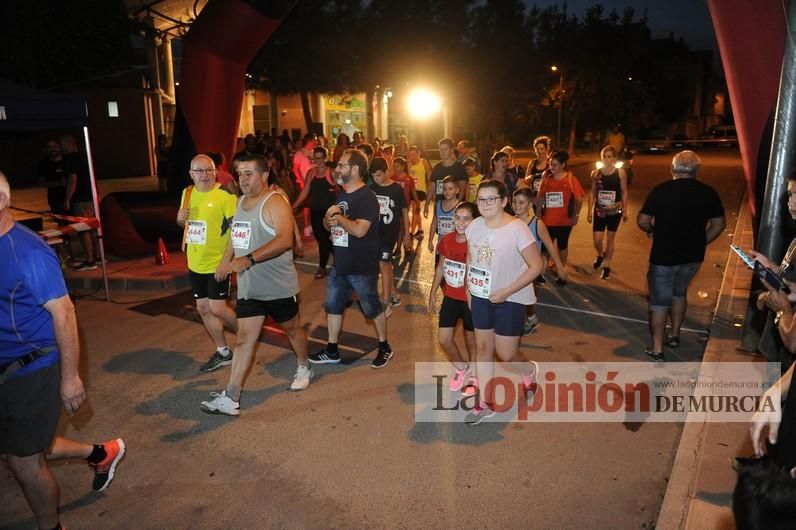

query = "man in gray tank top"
[200, 154, 310, 416]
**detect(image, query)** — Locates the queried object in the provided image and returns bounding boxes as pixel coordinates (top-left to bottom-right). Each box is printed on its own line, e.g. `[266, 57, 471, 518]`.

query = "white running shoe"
[289, 364, 313, 391]
[200, 390, 240, 416]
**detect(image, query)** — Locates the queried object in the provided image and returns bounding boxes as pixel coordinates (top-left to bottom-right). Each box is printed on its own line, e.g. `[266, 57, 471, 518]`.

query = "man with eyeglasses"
[309, 149, 394, 368]
[176, 155, 239, 372]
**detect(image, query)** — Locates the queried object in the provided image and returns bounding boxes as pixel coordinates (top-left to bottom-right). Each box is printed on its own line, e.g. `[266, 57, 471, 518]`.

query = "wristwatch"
[246, 253, 256, 267]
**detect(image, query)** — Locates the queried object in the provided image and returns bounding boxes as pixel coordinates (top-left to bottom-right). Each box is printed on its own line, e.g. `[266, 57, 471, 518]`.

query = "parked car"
[699, 125, 738, 148]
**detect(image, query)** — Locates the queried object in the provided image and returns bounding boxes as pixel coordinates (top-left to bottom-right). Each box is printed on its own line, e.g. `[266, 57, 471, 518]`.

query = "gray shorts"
[647, 262, 701, 310]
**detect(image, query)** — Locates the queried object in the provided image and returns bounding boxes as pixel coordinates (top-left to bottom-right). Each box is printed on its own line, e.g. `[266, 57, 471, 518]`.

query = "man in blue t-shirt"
[0, 172, 125, 529]
[308, 149, 395, 369]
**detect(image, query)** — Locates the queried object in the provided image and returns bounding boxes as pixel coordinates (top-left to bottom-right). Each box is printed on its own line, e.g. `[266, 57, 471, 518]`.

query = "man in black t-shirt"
[637, 150, 725, 361]
[370, 156, 410, 312]
[37, 140, 69, 218]
[309, 149, 394, 369]
[61, 135, 98, 271]
[424, 137, 468, 217]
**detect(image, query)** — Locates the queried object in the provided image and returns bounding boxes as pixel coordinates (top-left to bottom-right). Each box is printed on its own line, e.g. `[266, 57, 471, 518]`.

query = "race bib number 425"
[331, 225, 349, 247]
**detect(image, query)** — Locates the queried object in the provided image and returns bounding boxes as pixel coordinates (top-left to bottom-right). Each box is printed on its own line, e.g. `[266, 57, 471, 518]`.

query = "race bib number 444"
[231, 221, 252, 250]
[468, 265, 492, 298]
[186, 220, 207, 245]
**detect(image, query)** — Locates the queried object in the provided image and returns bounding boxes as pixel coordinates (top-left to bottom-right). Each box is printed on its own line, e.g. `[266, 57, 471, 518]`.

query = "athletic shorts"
[470, 296, 525, 336]
[546, 225, 573, 250]
[439, 296, 474, 331]
[379, 236, 398, 262]
[236, 295, 299, 322]
[417, 190, 427, 201]
[593, 212, 622, 232]
[189, 271, 231, 300]
[647, 262, 701, 310]
[325, 269, 383, 319]
[0, 362, 61, 457]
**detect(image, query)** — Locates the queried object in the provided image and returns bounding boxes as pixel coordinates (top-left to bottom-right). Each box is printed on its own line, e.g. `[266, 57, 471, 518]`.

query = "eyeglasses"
[336, 163, 351, 168]
[190, 168, 216, 174]
[314, 157, 326, 161]
[477, 196, 502, 205]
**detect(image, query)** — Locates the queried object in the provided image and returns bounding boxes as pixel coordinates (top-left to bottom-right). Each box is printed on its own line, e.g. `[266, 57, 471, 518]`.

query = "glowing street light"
[407, 88, 441, 119]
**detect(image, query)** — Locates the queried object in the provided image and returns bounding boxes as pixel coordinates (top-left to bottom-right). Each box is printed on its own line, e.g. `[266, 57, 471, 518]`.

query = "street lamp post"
[551, 66, 564, 149]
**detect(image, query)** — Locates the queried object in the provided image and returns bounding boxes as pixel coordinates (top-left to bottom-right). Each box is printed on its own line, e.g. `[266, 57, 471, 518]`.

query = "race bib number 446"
[231, 221, 251, 250]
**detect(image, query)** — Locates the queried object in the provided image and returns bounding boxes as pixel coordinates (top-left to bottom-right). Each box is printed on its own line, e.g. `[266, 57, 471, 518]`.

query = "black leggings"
[311, 210, 333, 268]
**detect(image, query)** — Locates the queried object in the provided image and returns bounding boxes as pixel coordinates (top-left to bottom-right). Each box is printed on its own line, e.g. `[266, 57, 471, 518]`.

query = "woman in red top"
[538, 151, 585, 279]
[428, 202, 478, 392]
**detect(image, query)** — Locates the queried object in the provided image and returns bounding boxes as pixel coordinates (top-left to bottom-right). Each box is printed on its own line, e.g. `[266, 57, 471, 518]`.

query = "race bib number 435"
[467, 265, 491, 298]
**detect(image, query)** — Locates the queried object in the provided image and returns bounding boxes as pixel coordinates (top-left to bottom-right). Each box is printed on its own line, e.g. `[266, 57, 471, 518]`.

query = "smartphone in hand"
[754, 260, 791, 294]
[731, 244, 755, 269]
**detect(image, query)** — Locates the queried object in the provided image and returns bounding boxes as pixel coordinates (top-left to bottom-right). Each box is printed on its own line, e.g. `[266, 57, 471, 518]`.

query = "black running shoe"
[593, 255, 604, 270]
[371, 346, 393, 369]
[600, 267, 611, 280]
[309, 348, 341, 365]
[199, 351, 233, 373]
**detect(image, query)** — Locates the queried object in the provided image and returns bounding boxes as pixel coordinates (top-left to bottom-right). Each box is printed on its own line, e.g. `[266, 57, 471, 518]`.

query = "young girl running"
[428, 202, 478, 392]
[512, 188, 567, 335]
[465, 179, 544, 424]
[427, 176, 461, 264]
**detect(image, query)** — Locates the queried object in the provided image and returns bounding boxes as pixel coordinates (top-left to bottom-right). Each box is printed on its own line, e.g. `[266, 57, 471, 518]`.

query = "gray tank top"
[231, 191, 299, 300]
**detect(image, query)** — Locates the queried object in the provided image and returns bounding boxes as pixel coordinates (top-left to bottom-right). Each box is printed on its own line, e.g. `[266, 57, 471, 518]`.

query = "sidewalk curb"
[655, 196, 749, 528]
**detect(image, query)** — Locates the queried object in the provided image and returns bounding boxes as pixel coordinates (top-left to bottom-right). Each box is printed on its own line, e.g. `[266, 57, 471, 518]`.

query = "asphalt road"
[0, 151, 745, 529]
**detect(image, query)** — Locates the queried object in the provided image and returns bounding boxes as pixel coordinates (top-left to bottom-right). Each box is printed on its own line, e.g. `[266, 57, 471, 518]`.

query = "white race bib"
[377, 195, 390, 215]
[545, 191, 564, 209]
[331, 225, 349, 247]
[597, 190, 616, 207]
[231, 221, 251, 250]
[533, 178, 542, 192]
[443, 259, 466, 288]
[468, 265, 492, 298]
[186, 220, 207, 245]
[436, 179, 444, 195]
[438, 217, 455, 235]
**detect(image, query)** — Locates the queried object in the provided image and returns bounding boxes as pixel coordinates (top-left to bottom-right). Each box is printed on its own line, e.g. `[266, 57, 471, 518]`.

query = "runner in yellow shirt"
[177, 154, 239, 372]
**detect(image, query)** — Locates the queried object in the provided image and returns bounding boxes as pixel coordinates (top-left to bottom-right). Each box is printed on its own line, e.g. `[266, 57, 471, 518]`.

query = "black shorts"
[190, 271, 231, 300]
[593, 212, 622, 232]
[546, 225, 574, 250]
[0, 362, 61, 457]
[417, 190, 427, 201]
[439, 296, 474, 331]
[236, 295, 299, 322]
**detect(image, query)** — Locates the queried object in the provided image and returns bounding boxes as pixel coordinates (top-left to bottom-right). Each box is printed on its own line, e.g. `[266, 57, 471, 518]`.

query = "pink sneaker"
[449, 365, 471, 392]
[522, 361, 539, 396]
[461, 376, 479, 397]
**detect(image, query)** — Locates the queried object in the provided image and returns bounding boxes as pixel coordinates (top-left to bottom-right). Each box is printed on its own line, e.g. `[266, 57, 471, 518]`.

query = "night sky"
[527, 0, 718, 51]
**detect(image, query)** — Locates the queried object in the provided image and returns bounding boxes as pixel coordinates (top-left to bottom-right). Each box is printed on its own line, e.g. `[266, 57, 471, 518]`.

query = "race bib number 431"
[443, 259, 466, 288]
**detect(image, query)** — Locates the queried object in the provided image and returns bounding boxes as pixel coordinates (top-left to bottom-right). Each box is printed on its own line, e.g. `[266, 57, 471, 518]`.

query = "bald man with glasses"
[177, 155, 239, 372]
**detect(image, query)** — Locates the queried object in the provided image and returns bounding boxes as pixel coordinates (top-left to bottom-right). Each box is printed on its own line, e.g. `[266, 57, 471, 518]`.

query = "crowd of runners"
[175, 130, 662, 425]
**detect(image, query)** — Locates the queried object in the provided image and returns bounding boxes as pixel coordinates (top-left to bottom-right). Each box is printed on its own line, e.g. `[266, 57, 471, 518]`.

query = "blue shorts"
[470, 296, 525, 336]
[325, 269, 383, 319]
[647, 262, 701, 310]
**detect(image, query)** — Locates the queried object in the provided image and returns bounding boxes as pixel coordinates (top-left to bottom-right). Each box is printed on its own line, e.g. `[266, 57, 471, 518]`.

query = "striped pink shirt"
[465, 217, 536, 305]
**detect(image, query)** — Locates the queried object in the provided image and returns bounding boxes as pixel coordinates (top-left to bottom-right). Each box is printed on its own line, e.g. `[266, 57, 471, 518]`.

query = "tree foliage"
[253, 1, 699, 145]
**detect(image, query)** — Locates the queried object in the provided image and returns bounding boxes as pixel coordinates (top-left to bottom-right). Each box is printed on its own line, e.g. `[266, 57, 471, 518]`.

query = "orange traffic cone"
[155, 237, 169, 265]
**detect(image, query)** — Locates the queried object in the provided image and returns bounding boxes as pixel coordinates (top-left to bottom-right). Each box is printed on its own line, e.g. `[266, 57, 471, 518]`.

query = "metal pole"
[556, 73, 563, 149]
[82, 126, 111, 301]
[758, 0, 796, 261]
[742, 0, 796, 353]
